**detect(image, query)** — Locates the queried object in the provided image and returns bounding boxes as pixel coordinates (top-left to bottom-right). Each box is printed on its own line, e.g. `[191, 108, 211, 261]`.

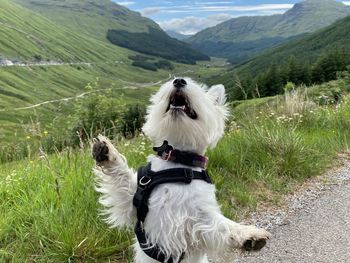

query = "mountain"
[208, 15, 350, 95]
[0, 0, 130, 62]
[166, 31, 192, 41]
[14, 0, 208, 64]
[238, 14, 350, 76]
[188, 0, 350, 63]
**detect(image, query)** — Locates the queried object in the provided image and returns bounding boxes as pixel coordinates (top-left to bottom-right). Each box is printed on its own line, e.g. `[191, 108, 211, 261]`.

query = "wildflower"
[43, 131, 48, 136]
[26, 136, 31, 139]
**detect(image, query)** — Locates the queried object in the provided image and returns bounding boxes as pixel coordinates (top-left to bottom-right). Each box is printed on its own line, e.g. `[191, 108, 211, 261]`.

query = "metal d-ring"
[139, 176, 151, 186]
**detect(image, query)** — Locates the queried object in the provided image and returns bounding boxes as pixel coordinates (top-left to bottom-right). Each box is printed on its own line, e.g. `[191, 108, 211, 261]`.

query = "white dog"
[92, 78, 270, 263]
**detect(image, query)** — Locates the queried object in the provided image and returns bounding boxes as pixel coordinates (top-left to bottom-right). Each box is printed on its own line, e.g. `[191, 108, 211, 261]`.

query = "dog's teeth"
[170, 104, 186, 110]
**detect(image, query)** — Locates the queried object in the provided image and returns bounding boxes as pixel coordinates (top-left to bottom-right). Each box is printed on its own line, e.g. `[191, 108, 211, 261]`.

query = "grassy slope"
[0, 59, 226, 143]
[0, 1, 132, 62]
[0, 63, 167, 140]
[1, 77, 350, 261]
[14, 0, 158, 43]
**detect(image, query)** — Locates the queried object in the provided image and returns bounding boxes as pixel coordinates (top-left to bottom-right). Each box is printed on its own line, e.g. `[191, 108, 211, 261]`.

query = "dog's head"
[142, 78, 228, 154]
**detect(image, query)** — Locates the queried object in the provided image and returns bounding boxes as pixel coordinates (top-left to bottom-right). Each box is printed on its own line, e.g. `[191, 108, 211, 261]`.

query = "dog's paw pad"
[92, 140, 109, 163]
[243, 238, 267, 251]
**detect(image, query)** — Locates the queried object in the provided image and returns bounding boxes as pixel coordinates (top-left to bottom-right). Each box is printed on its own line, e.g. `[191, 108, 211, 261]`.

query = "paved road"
[233, 165, 350, 263]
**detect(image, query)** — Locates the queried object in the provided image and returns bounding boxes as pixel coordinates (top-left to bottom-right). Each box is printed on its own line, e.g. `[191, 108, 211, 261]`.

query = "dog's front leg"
[227, 219, 271, 251]
[201, 213, 270, 255]
[92, 135, 137, 228]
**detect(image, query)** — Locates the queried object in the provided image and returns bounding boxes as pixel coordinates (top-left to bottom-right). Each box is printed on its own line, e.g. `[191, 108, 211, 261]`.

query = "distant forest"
[230, 49, 350, 100]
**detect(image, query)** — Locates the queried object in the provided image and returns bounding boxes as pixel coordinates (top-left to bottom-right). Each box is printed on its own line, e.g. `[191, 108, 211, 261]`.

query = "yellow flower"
[26, 136, 31, 140]
[43, 131, 49, 136]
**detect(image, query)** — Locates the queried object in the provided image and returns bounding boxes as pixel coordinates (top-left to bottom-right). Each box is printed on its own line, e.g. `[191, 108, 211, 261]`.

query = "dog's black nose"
[173, 78, 187, 89]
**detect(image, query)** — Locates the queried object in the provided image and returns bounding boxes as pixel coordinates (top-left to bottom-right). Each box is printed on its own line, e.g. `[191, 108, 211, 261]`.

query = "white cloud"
[183, 4, 294, 12]
[158, 13, 234, 35]
[145, 3, 294, 34]
[115, 1, 135, 6]
[141, 4, 293, 16]
[342, 1, 350, 5]
[141, 7, 162, 16]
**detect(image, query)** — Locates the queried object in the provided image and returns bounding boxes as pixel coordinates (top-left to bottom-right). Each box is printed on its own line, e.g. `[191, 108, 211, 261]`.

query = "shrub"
[121, 104, 146, 137]
[131, 61, 157, 71]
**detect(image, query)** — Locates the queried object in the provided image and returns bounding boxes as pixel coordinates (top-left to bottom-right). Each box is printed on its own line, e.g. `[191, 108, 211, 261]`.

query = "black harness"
[133, 162, 212, 262]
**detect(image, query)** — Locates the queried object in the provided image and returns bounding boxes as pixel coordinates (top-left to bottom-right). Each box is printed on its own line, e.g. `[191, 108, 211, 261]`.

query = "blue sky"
[113, 0, 350, 34]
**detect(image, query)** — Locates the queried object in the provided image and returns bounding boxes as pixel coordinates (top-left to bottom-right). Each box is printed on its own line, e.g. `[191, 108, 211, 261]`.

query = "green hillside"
[208, 15, 350, 99]
[0, 0, 131, 62]
[14, 0, 158, 42]
[14, 0, 208, 64]
[188, 0, 350, 63]
[238, 15, 350, 75]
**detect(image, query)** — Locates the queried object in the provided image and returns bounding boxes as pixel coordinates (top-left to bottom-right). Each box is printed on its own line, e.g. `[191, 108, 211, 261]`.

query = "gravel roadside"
[232, 158, 350, 263]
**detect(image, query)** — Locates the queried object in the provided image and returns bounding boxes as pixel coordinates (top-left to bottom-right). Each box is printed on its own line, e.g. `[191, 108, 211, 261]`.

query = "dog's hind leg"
[92, 135, 137, 228]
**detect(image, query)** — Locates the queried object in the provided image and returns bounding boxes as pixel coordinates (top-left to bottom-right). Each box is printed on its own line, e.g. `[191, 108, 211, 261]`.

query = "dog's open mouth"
[166, 92, 198, 119]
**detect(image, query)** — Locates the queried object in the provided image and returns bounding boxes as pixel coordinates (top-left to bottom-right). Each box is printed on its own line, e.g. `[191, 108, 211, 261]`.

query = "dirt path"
[232, 160, 350, 263]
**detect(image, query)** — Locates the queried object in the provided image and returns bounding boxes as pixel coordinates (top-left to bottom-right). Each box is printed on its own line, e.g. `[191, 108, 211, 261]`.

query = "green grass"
[1, 79, 350, 261]
[0, 150, 132, 262]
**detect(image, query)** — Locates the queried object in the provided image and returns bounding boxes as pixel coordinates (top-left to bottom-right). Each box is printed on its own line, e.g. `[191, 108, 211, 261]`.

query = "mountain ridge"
[208, 15, 350, 97]
[188, 0, 350, 63]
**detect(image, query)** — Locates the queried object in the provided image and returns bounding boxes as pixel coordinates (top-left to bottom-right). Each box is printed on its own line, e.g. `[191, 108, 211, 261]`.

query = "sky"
[113, 0, 350, 35]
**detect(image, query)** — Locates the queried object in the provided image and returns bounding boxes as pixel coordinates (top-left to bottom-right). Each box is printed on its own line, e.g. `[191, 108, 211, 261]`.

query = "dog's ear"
[207, 84, 226, 106]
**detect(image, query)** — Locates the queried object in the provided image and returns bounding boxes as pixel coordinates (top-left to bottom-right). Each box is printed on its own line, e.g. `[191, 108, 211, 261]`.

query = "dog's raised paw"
[92, 138, 109, 163]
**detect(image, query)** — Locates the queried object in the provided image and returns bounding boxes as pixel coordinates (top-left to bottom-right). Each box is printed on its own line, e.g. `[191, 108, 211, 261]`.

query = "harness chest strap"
[133, 163, 212, 263]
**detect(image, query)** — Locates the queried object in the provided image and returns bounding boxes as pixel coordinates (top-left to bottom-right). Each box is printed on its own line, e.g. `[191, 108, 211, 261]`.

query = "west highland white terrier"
[92, 78, 270, 263]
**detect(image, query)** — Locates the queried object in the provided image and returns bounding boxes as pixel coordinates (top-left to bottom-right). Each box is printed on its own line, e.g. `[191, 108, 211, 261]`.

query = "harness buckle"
[139, 176, 151, 186]
[163, 150, 172, 161]
[184, 169, 194, 183]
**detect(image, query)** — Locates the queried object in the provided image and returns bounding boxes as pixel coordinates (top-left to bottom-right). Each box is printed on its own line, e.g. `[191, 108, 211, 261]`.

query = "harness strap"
[133, 163, 212, 262]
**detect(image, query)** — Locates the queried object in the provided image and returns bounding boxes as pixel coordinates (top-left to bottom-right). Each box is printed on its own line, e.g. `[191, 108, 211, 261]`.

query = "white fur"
[94, 78, 270, 263]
